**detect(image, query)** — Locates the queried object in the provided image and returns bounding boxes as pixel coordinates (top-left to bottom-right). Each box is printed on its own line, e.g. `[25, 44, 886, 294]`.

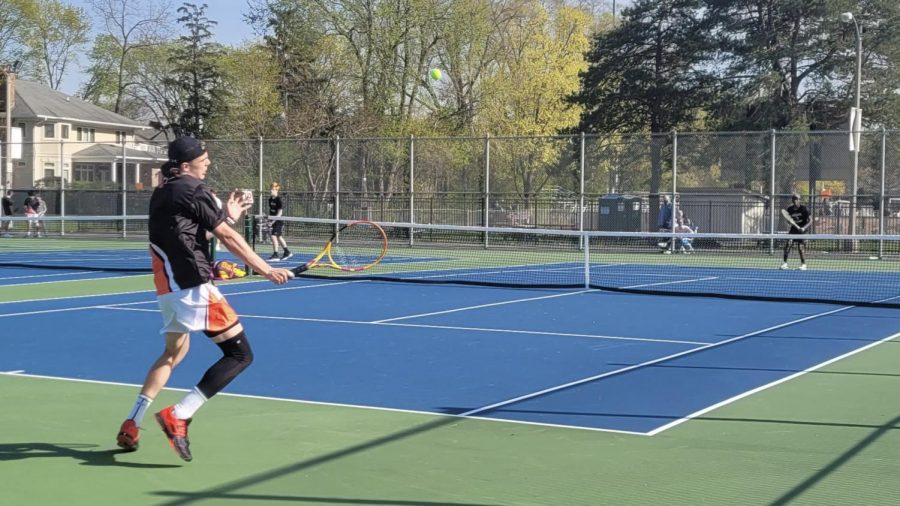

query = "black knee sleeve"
[196, 331, 254, 399]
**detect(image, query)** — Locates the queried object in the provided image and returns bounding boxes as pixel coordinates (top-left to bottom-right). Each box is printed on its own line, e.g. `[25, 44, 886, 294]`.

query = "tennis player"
[781, 193, 810, 270]
[115, 137, 292, 461]
[267, 182, 292, 260]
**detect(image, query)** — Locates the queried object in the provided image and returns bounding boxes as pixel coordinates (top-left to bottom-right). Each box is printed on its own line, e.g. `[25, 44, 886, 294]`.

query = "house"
[6, 78, 164, 190]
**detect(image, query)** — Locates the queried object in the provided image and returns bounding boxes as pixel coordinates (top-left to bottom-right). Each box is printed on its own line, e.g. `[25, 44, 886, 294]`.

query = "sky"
[59, 0, 261, 95]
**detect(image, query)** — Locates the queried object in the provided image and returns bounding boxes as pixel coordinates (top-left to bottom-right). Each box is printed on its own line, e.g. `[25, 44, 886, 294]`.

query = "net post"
[243, 214, 253, 275]
[409, 134, 415, 246]
[769, 129, 776, 254]
[583, 231, 590, 289]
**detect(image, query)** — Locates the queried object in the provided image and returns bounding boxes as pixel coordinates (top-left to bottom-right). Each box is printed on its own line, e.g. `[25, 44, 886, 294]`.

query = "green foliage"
[17, 0, 90, 89]
[165, 2, 226, 138]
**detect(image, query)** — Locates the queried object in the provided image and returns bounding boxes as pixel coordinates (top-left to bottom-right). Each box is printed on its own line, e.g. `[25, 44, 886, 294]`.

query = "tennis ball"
[429, 68, 442, 80]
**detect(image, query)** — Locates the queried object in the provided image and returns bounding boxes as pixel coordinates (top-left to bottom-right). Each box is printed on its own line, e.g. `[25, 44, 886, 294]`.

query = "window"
[88, 129, 96, 142]
[44, 163, 55, 179]
[76, 127, 83, 141]
[61, 125, 70, 139]
[44, 123, 55, 139]
[17, 123, 26, 139]
[116, 131, 127, 143]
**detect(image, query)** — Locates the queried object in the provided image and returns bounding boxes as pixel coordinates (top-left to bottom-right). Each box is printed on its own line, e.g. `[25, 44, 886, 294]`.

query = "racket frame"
[291, 220, 387, 276]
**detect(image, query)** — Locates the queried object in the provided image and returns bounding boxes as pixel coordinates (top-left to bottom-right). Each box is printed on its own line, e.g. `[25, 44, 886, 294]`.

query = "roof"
[10, 79, 147, 129]
[73, 144, 164, 161]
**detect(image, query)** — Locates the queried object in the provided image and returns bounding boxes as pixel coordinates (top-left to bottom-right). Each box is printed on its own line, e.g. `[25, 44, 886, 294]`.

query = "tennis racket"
[288, 220, 388, 277]
[781, 209, 809, 231]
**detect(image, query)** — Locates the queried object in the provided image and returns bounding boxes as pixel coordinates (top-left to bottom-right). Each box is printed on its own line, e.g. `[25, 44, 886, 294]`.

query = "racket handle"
[291, 264, 310, 276]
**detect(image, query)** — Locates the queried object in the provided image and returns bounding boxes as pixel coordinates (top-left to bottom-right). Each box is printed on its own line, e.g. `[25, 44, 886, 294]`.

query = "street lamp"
[841, 11, 862, 236]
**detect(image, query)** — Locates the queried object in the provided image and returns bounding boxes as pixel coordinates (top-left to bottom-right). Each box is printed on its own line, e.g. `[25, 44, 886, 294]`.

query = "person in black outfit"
[267, 182, 291, 260]
[781, 193, 810, 271]
[1, 190, 14, 237]
[114, 137, 292, 461]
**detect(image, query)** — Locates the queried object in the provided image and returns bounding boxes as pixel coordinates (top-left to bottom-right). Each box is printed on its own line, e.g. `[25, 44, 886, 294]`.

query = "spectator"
[1, 190, 13, 237]
[673, 217, 695, 253]
[23, 190, 46, 238]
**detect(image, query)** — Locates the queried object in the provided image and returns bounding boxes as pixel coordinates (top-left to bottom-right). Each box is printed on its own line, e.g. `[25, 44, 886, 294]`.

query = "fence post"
[670, 131, 678, 253]
[579, 132, 585, 246]
[257, 136, 264, 216]
[769, 129, 776, 254]
[483, 133, 490, 249]
[334, 135, 341, 235]
[409, 134, 414, 245]
[879, 128, 887, 258]
[121, 140, 127, 238]
[59, 139, 65, 236]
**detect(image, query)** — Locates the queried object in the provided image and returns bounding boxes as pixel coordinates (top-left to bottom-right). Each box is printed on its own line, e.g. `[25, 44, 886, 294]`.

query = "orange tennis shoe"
[155, 406, 193, 461]
[116, 419, 140, 451]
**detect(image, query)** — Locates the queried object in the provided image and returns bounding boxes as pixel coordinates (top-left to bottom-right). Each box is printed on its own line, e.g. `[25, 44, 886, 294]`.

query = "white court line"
[0, 370, 646, 435]
[0, 279, 369, 318]
[404, 263, 583, 281]
[0, 271, 101, 281]
[372, 290, 592, 323]
[646, 329, 900, 436]
[621, 276, 719, 289]
[456, 304, 855, 419]
[101, 306, 708, 346]
[2, 370, 24, 374]
[0, 273, 147, 288]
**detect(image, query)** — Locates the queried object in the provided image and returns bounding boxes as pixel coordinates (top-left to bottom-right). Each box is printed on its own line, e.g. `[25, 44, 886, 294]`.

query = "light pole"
[841, 11, 862, 236]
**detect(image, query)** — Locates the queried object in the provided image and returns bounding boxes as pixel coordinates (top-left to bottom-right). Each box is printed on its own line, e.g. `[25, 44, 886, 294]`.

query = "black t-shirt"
[148, 175, 225, 292]
[2, 196, 12, 215]
[786, 204, 810, 233]
[268, 195, 283, 216]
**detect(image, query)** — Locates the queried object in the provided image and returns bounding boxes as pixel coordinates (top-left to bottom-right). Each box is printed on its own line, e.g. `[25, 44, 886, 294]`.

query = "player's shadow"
[0, 443, 180, 468]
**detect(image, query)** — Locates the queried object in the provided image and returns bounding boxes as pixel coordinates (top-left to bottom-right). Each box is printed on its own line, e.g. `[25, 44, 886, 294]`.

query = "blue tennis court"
[2, 272, 896, 435]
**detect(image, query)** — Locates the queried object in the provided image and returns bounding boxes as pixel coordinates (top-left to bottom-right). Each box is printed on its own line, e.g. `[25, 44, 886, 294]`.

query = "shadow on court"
[768, 412, 900, 505]
[152, 417, 503, 506]
[0, 442, 181, 468]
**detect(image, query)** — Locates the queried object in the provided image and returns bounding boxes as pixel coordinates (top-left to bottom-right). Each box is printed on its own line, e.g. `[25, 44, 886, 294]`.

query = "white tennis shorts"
[157, 282, 239, 335]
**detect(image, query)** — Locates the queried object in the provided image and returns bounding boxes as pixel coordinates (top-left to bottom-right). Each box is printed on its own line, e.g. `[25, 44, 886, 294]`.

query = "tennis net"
[254, 215, 900, 308]
[0, 215, 151, 272]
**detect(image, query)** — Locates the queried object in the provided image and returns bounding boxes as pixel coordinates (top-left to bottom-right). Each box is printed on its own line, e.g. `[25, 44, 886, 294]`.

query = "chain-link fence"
[3, 131, 899, 235]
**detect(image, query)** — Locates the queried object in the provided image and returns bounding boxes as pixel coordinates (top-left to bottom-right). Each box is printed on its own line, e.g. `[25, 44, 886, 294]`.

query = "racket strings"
[330, 223, 386, 270]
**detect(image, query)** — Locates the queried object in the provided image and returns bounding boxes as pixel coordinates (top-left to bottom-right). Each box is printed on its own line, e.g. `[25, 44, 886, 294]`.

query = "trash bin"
[598, 194, 643, 231]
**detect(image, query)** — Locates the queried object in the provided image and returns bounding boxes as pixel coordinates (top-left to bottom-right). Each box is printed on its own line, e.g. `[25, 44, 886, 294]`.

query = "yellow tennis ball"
[429, 68, 442, 80]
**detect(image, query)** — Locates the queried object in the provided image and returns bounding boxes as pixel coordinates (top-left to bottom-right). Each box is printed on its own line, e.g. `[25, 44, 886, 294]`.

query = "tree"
[165, 2, 225, 138]
[18, 0, 90, 89]
[0, 0, 35, 65]
[570, 0, 713, 203]
[478, 1, 591, 200]
[81, 0, 170, 114]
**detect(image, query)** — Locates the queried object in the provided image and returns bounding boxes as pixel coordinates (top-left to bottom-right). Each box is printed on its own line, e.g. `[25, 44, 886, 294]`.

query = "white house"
[7, 79, 164, 189]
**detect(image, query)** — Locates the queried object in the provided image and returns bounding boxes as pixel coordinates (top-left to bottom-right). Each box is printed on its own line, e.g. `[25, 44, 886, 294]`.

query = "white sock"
[126, 394, 153, 426]
[173, 387, 208, 419]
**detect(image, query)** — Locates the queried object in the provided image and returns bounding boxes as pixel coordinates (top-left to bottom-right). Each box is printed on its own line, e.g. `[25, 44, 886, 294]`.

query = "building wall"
[11, 118, 153, 188]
